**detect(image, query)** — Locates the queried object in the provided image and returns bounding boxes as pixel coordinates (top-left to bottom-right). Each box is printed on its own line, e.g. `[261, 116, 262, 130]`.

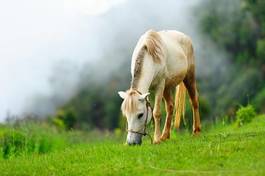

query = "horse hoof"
[192, 132, 200, 137]
[192, 129, 201, 136]
[153, 139, 161, 144]
[160, 134, 170, 141]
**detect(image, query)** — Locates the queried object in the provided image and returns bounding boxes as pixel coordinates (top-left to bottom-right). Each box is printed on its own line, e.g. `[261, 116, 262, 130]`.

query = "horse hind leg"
[160, 88, 174, 141]
[183, 67, 201, 134]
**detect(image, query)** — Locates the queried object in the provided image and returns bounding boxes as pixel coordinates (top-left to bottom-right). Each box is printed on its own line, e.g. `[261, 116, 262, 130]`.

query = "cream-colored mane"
[144, 30, 164, 63]
[131, 30, 164, 88]
[124, 30, 164, 114]
[121, 89, 139, 116]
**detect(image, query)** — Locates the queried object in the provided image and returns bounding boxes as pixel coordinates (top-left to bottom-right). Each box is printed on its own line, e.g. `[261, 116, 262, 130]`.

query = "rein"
[126, 90, 153, 144]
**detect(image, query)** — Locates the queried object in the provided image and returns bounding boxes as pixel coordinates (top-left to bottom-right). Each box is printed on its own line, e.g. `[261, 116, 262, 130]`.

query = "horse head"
[118, 89, 152, 145]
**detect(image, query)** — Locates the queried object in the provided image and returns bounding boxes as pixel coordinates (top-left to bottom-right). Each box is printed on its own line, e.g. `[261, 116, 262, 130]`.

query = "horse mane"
[144, 29, 164, 63]
[121, 89, 139, 115]
[131, 30, 164, 88]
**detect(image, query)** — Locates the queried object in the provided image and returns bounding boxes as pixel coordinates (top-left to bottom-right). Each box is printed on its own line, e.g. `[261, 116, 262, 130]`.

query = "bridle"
[126, 90, 153, 143]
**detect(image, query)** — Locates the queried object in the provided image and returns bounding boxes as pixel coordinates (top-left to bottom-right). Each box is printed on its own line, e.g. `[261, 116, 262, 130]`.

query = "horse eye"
[137, 113, 144, 119]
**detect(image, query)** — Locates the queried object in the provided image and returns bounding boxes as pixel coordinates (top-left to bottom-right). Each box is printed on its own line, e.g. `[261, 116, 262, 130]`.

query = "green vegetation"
[0, 122, 113, 159]
[235, 105, 256, 126]
[0, 123, 67, 159]
[198, 0, 265, 117]
[0, 106, 265, 175]
[0, 113, 264, 175]
[53, 79, 124, 130]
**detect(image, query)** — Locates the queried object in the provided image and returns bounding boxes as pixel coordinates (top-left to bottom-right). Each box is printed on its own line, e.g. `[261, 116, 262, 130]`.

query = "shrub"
[235, 104, 256, 127]
[52, 117, 65, 130]
[2, 131, 26, 159]
[0, 124, 68, 159]
[52, 109, 77, 130]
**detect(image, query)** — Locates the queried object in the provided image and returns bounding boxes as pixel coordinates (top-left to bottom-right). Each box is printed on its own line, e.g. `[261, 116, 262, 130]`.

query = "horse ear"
[139, 92, 150, 101]
[118, 91, 127, 99]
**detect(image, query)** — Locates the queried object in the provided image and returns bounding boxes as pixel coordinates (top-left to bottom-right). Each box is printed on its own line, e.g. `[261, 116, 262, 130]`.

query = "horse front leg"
[153, 80, 165, 144]
[160, 88, 173, 141]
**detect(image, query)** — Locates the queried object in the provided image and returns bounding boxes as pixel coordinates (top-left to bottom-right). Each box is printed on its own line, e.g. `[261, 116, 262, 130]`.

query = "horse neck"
[131, 56, 156, 94]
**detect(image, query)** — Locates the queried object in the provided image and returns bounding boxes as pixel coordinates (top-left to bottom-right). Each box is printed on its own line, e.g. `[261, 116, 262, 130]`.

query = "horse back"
[158, 30, 195, 86]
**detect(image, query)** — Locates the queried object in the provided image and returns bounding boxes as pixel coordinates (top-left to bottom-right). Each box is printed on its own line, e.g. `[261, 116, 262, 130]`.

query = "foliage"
[0, 123, 68, 159]
[257, 39, 265, 60]
[235, 104, 256, 126]
[2, 131, 26, 159]
[52, 109, 77, 130]
[52, 68, 128, 130]
[216, 67, 262, 115]
[199, 0, 263, 64]
[198, 0, 265, 119]
[253, 87, 265, 112]
[0, 122, 125, 159]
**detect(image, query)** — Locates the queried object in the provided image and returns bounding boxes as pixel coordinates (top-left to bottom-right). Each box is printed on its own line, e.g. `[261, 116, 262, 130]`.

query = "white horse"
[118, 29, 201, 145]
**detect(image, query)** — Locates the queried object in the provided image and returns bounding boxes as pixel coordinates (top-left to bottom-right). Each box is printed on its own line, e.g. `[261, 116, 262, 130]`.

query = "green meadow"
[1, 108, 265, 176]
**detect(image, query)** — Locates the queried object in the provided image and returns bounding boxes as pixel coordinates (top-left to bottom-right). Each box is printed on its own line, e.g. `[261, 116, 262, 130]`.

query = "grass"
[0, 115, 265, 175]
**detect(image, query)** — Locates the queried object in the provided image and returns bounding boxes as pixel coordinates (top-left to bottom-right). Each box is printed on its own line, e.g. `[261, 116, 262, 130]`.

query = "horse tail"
[174, 82, 186, 129]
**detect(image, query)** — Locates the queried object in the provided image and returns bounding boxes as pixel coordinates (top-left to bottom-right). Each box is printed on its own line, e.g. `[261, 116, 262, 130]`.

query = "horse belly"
[165, 51, 188, 87]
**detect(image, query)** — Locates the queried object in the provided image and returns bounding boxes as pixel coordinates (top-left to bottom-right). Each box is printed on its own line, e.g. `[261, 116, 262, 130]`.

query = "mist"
[0, 0, 231, 121]
[0, 0, 125, 120]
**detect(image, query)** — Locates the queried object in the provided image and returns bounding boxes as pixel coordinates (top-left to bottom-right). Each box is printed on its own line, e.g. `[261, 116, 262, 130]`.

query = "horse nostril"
[127, 141, 136, 145]
[127, 140, 142, 146]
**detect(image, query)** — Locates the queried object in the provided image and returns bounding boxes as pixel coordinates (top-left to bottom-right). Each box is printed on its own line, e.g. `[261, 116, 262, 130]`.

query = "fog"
[0, 0, 231, 121]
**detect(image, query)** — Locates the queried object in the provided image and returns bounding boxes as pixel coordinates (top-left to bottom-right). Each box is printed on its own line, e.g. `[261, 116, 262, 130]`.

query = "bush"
[52, 109, 77, 130]
[235, 105, 256, 127]
[0, 124, 68, 159]
[2, 131, 26, 159]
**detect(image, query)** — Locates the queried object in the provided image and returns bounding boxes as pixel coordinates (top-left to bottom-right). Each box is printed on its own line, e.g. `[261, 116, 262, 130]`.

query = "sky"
[0, 0, 126, 121]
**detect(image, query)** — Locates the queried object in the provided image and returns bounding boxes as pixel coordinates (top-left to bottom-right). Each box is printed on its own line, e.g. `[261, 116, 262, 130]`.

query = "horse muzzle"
[126, 132, 142, 145]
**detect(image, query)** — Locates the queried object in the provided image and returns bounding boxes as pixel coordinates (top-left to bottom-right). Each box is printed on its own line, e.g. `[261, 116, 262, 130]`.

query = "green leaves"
[236, 105, 256, 127]
[257, 39, 265, 61]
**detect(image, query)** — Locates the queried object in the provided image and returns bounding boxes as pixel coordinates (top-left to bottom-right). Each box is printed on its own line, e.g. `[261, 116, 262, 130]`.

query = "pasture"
[1, 114, 265, 176]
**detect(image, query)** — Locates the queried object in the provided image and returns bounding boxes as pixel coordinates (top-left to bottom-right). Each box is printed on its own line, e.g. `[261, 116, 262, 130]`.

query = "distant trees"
[49, 63, 130, 131]
[200, 0, 263, 64]
[52, 109, 77, 130]
[199, 0, 265, 115]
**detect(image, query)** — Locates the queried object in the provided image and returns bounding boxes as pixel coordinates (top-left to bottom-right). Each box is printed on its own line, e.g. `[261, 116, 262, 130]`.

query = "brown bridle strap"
[126, 89, 153, 144]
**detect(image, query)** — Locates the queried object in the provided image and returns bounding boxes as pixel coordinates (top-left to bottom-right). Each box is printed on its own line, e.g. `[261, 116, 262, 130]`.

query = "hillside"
[1, 114, 265, 175]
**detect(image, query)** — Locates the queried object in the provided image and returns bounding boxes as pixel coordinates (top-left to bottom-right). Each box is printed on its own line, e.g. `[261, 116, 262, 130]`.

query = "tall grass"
[0, 121, 125, 159]
[0, 123, 68, 159]
[0, 104, 260, 160]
